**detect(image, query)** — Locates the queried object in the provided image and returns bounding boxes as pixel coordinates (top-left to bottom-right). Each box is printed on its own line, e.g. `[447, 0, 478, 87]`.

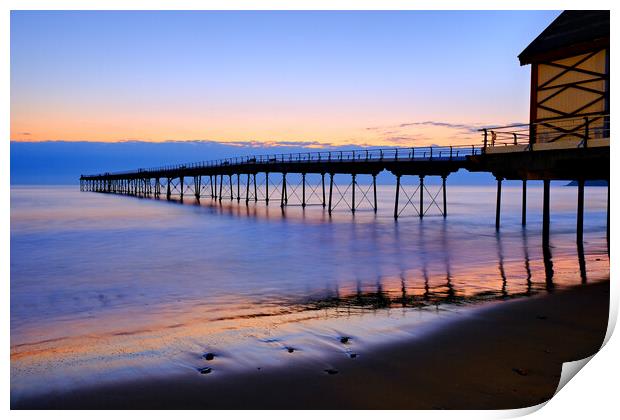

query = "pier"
[80, 114, 609, 246]
[80, 145, 476, 219]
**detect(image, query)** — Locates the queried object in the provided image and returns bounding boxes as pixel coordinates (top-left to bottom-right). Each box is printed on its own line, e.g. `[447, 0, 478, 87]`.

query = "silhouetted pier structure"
[81, 145, 476, 218]
[81, 115, 609, 243]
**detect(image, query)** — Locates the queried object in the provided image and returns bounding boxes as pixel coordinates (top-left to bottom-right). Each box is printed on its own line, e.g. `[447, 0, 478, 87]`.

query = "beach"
[13, 279, 609, 410]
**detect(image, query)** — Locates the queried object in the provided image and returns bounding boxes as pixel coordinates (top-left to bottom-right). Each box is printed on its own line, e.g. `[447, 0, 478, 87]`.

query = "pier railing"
[84, 145, 482, 178]
[480, 113, 610, 149]
[83, 113, 610, 179]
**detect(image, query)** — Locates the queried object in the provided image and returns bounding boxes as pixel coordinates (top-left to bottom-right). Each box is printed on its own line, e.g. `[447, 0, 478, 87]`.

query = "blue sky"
[11, 10, 559, 144]
[10, 10, 561, 183]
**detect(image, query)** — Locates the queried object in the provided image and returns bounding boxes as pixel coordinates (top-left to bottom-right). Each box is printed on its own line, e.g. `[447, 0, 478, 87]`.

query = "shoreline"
[12, 280, 610, 409]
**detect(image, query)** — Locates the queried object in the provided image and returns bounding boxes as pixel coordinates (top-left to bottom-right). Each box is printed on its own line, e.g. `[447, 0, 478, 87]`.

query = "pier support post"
[194, 176, 201, 200]
[495, 177, 503, 231]
[373, 174, 378, 213]
[219, 174, 223, 202]
[180, 177, 184, 200]
[214, 175, 218, 199]
[394, 175, 401, 220]
[237, 174, 241, 202]
[442, 175, 447, 218]
[265, 172, 270, 205]
[210, 175, 214, 198]
[302, 173, 306, 208]
[419, 176, 425, 219]
[522, 180, 527, 226]
[351, 174, 356, 214]
[281, 173, 287, 208]
[166, 178, 171, 200]
[246, 174, 251, 205]
[253, 173, 258, 202]
[577, 179, 585, 244]
[543, 179, 551, 246]
[229, 175, 233, 200]
[322, 173, 326, 207]
[328, 173, 334, 215]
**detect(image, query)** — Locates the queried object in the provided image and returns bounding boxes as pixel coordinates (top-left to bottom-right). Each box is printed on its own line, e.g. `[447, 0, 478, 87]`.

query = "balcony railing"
[480, 113, 609, 150]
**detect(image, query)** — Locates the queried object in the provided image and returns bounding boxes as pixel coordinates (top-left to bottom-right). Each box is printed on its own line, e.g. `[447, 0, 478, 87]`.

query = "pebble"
[203, 352, 215, 361]
[324, 369, 339, 375]
[349, 353, 358, 359]
[340, 336, 350, 344]
[512, 368, 529, 376]
[286, 347, 295, 353]
[536, 315, 548, 320]
[198, 367, 212, 375]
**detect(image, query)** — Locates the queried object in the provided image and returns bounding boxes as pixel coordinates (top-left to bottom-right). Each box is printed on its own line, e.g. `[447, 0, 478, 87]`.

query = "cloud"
[367, 120, 482, 134]
[381, 134, 430, 145]
[11, 138, 388, 151]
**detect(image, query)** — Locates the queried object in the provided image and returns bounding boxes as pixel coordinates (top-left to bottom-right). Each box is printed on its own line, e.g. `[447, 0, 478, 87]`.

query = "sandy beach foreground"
[13, 280, 609, 410]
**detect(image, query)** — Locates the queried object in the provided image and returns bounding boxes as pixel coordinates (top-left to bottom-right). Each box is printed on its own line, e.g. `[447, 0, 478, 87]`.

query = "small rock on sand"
[340, 336, 350, 344]
[349, 353, 358, 359]
[198, 367, 212, 375]
[286, 347, 295, 353]
[203, 352, 215, 361]
[324, 369, 339, 375]
[512, 368, 529, 376]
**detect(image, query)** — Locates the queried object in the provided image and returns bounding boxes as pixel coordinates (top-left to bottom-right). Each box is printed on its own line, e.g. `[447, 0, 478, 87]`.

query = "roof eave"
[518, 36, 609, 66]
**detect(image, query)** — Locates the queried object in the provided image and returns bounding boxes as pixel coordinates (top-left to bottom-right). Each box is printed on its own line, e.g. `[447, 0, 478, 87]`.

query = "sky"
[11, 10, 561, 147]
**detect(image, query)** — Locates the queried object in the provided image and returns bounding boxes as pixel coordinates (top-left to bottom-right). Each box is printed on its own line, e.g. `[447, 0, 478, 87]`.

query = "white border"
[3, 1, 617, 419]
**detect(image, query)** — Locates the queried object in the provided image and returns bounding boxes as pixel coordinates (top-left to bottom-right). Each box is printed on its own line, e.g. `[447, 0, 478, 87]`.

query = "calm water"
[10, 182, 609, 401]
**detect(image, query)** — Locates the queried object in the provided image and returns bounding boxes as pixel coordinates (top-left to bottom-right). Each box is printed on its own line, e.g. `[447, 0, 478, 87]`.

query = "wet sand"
[13, 280, 609, 410]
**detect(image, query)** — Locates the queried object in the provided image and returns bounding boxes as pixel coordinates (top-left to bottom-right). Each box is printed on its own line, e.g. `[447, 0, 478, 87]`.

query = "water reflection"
[496, 232, 508, 298]
[577, 239, 587, 284]
[11, 185, 610, 399]
[522, 229, 533, 295]
[251, 234, 602, 319]
[543, 242, 555, 291]
[272, 229, 606, 319]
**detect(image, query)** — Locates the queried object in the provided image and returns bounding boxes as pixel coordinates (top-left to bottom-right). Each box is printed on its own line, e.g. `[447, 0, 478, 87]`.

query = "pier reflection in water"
[10, 184, 609, 400]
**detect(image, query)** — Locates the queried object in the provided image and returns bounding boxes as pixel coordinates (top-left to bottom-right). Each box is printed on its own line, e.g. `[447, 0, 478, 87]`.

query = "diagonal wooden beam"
[538, 50, 601, 90]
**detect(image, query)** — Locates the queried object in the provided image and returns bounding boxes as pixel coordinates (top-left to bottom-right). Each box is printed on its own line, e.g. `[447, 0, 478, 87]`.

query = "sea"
[10, 181, 609, 403]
